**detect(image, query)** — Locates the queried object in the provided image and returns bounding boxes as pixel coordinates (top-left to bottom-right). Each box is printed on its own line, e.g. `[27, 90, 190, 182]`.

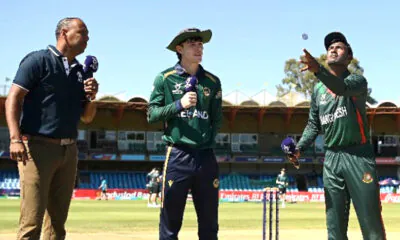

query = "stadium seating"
[0, 171, 20, 190]
[0, 170, 398, 193]
[82, 171, 148, 189]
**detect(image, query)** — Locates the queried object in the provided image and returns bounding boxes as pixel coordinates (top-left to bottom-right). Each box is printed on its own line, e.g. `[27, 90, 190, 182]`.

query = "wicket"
[262, 188, 279, 240]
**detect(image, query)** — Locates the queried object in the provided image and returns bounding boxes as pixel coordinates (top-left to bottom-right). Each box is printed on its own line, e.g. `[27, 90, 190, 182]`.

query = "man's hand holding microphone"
[180, 76, 198, 117]
[180, 92, 197, 108]
[281, 137, 301, 169]
[83, 55, 99, 100]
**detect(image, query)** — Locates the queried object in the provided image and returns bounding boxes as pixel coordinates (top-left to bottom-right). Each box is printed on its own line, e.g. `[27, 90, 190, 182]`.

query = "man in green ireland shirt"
[293, 32, 386, 240]
[148, 28, 222, 240]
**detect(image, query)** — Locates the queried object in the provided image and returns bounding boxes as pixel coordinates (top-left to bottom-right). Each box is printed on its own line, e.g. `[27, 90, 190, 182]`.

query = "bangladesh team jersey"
[148, 64, 222, 149]
[297, 66, 370, 150]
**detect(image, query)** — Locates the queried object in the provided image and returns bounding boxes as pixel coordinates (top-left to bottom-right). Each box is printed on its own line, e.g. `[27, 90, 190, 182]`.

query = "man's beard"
[327, 54, 349, 66]
[327, 57, 347, 67]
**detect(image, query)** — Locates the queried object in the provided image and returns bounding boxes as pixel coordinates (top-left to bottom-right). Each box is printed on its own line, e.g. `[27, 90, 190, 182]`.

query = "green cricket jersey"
[297, 65, 370, 150]
[147, 64, 222, 149]
[277, 174, 288, 189]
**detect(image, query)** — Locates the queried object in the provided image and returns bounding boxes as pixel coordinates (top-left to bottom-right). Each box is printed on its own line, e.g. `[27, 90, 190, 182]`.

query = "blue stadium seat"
[128, 174, 134, 188]
[317, 177, 324, 187]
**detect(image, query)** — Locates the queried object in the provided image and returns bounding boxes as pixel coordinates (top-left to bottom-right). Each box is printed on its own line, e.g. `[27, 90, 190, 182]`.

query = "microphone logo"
[83, 55, 99, 75]
[82, 55, 98, 101]
[185, 76, 198, 118]
[185, 76, 198, 92]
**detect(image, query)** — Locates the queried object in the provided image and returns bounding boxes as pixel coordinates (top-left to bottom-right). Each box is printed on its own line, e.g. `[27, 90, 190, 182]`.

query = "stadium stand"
[1, 170, 398, 193]
[0, 96, 399, 197]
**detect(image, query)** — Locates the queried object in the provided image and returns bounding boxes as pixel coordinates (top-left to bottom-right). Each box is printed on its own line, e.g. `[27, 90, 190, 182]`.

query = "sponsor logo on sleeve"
[172, 83, 183, 94]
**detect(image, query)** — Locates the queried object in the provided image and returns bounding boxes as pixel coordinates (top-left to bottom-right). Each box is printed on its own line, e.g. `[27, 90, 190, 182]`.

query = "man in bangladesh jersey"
[148, 28, 222, 240]
[293, 32, 386, 240]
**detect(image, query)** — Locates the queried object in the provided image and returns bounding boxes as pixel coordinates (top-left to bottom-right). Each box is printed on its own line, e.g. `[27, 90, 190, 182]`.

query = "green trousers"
[323, 144, 386, 240]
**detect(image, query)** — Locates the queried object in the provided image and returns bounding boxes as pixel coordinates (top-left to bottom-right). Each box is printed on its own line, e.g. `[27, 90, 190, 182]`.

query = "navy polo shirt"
[13, 45, 88, 139]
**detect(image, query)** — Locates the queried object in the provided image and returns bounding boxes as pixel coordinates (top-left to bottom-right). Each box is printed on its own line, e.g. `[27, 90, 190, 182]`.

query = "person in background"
[276, 168, 288, 208]
[147, 168, 160, 207]
[98, 176, 108, 200]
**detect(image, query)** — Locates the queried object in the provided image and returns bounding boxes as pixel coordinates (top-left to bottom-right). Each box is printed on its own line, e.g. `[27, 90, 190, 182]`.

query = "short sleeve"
[12, 52, 41, 91]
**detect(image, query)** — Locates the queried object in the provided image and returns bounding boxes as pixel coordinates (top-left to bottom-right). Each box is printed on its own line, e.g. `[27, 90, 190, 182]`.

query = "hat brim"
[167, 30, 212, 52]
[324, 32, 348, 50]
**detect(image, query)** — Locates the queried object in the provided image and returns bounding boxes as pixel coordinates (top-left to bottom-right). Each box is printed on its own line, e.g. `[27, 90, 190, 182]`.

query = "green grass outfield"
[0, 199, 399, 239]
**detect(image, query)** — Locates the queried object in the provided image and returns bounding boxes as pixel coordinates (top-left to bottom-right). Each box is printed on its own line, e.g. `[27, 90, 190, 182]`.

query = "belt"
[22, 135, 76, 146]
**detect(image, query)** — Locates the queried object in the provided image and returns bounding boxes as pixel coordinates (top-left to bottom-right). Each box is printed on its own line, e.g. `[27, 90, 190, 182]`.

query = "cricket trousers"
[323, 144, 386, 240]
[17, 137, 78, 240]
[159, 145, 219, 240]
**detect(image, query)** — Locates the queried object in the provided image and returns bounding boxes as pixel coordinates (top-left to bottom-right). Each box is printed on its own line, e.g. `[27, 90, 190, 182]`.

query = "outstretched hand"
[300, 49, 320, 73]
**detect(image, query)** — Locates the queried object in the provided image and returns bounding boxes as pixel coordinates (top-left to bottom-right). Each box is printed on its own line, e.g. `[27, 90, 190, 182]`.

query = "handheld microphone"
[83, 55, 98, 77]
[83, 56, 99, 100]
[281, 137, 300, 169]
[184, 76, 198, 118]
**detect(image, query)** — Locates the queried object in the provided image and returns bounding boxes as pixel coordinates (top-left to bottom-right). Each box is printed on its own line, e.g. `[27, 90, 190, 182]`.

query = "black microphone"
[184, 76, 198, 118]
[83, 56, 99, 100]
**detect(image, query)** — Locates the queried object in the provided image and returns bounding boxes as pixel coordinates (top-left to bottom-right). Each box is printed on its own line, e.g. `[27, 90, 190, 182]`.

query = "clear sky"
[1, 0, 399, 103]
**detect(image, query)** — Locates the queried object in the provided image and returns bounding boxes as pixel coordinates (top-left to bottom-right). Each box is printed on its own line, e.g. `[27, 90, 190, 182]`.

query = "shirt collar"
[341, 70, 351, 79]
[174, 62, 205, 78]
[48, 45, 80, 67]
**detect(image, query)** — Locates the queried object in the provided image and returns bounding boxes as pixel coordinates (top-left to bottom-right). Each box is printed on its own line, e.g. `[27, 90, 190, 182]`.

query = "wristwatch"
[10, 139, 23, 144]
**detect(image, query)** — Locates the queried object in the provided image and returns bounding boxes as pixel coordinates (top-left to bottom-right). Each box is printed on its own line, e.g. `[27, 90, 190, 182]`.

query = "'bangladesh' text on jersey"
[320, 106, 348, 125]
[297, 66, 369, 150]
[147, 64, 222, 149]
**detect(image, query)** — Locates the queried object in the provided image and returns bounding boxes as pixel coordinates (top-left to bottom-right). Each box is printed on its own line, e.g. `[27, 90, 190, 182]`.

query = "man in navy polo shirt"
[5, 17, 98, 240]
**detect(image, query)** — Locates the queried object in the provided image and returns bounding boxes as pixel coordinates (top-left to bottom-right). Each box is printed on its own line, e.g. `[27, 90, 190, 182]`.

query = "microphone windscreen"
[185, 76, 197, 92]
[83, 55, 99, 73]
[281, 137, 296, 155]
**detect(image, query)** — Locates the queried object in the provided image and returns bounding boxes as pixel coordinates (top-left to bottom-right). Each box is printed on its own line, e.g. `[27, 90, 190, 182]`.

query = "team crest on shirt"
[172, 83, 183, 94]
[168, 180, 174, 187]
[213, 179, 219, 188]
[319, 93, 328, 105]
[362, 172, 373, 184]
[203, 87, 210, 97]
[77, 71, 83, 83]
